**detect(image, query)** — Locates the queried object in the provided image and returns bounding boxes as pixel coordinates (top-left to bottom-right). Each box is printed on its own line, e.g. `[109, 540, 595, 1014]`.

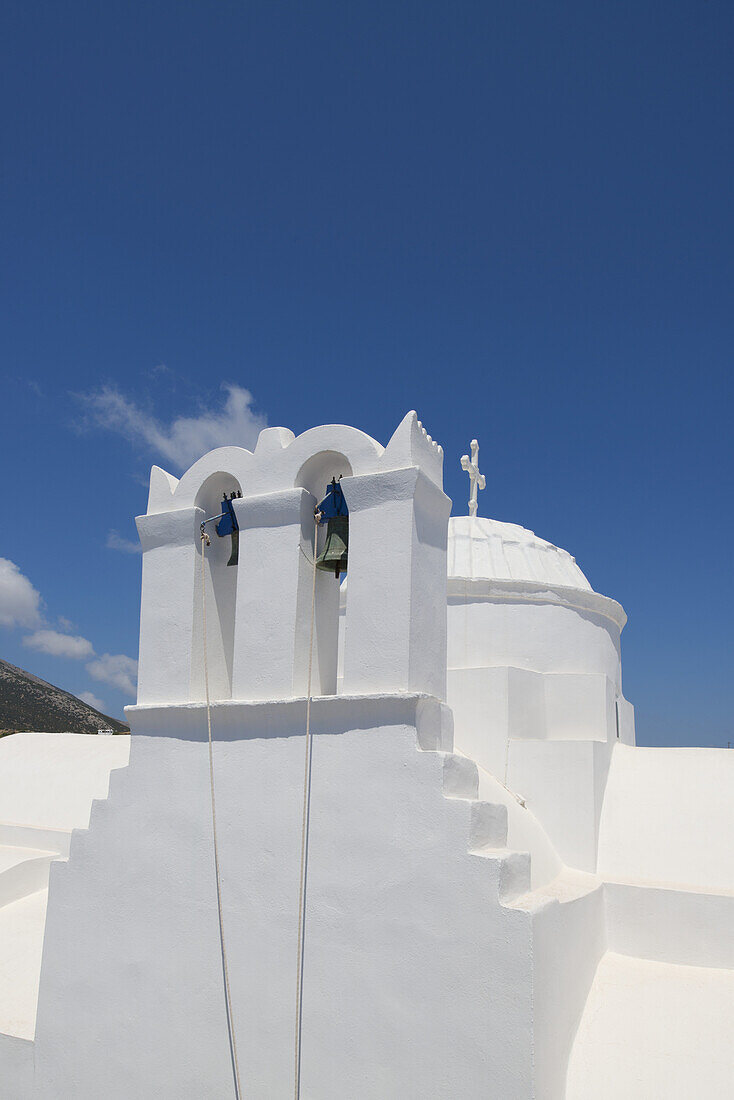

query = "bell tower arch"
[191, 472, 242, 702]
[296, 451, 352, 696]
[134, 412, 449, 708]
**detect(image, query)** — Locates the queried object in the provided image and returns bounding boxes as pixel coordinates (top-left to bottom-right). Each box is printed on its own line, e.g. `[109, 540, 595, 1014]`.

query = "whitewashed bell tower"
[134, 411, 450, 708]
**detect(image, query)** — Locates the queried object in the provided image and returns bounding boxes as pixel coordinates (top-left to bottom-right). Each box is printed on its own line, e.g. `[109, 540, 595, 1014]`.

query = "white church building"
[1, 411, 733, 1098]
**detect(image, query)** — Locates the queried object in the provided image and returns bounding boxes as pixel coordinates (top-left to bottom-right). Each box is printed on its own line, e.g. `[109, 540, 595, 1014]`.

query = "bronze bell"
[315, 514, 348, 577]
[226, 529, 239, 568]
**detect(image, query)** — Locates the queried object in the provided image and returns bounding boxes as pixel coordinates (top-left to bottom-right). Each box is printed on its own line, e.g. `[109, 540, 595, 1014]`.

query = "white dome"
[447, 516, 592, 591]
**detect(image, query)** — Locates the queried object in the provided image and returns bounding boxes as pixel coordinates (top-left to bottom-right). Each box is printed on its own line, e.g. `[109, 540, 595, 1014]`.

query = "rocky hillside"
[0, 659, 129, 735]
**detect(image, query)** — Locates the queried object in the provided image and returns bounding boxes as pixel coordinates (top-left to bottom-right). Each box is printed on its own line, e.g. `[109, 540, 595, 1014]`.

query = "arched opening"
[193, 472, 242, 702]
[295, 449, 353, 499]
[295, 451, 352, 696]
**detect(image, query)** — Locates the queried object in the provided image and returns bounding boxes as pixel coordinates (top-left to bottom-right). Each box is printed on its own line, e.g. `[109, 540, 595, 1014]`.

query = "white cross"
[461, 439, 485, 517]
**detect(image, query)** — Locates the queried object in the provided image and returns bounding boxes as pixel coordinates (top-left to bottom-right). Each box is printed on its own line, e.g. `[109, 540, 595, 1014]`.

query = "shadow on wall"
[296, 451, 353, 697]
[194, 472, 243, 701]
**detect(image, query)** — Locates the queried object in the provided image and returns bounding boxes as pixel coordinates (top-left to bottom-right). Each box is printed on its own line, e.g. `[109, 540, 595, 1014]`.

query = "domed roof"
[447, 515, 592, 591]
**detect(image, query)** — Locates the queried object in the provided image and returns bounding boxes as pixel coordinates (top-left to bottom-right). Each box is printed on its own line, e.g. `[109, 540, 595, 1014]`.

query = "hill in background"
[0, 659, 129, 735]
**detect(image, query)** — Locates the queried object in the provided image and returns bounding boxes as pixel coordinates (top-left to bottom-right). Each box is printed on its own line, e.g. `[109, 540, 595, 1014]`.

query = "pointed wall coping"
[145, 411, 444, 516]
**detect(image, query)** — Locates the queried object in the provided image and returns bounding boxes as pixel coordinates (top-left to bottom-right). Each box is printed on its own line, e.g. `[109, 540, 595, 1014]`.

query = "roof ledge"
[447, 577, 627, 630]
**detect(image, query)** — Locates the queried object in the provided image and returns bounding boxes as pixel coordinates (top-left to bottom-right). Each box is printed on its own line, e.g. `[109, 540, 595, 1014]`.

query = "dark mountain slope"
[0, 659, 129, 735]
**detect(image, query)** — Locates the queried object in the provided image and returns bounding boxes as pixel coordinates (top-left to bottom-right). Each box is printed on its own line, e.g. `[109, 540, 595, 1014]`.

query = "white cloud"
[0, 558, 42, 629]
[23, 629, 94, 659]
[87, 653, 138, 696]
[106, 530, 141, 554]
[1, 560, 133, 702]
[79, 383, 267, 471]
[78, 690, 107, 712]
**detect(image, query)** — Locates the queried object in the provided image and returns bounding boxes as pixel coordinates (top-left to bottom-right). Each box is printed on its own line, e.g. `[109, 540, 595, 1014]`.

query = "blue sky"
[1, 1, 732, 744]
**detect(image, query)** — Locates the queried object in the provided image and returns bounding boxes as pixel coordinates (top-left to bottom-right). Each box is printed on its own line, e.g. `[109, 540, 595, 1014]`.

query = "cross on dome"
[461, 439, 485, 517]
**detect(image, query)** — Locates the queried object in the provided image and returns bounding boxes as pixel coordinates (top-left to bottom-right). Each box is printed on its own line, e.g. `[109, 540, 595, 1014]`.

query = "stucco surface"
[598, 744, 734, 892]
[0, 733, 130, 831]
[448, 515, 592, 590]
[31, 699, 535, 1099]
[0, 732, 130, 1049]
[567, 952, 734, 1099]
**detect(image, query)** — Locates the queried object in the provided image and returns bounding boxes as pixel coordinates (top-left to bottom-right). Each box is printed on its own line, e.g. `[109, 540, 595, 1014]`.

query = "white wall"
[530, 883, 606, 1100]
[508, 739, 614, 872]
[567, 953, 734, 1100]
[447, 667, 511, 778]
[340, 468, 450, 699]
[31, 697, 535, 1099]
[449, 668, 622, 772]
[136, 508, 203, 706]
[604, 882, 734, 969]
[447, 590, 624, 685]
[447, 587, 632, 805]
[476, 766, 562, 889]
[598, 744, 734, 892]
[0, 733, 130, 832]
[0, 1035, 33, 1095]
